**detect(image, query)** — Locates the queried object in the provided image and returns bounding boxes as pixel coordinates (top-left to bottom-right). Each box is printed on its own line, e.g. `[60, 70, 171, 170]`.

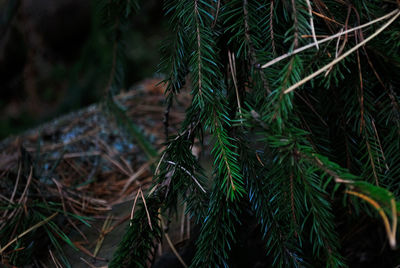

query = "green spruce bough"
[109, 1, 400, 267]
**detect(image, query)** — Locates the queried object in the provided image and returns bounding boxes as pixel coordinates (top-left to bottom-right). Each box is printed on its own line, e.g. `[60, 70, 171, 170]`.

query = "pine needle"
[0, 212, 58, 254]
[346, 190, 397, 249]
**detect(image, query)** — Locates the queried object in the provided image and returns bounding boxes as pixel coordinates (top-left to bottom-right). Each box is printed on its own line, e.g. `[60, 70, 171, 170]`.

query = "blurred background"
[0, 0, 166, 139]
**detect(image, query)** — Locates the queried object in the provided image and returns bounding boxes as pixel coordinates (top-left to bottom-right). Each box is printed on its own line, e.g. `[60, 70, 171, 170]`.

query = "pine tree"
[107, 0, 400, 267]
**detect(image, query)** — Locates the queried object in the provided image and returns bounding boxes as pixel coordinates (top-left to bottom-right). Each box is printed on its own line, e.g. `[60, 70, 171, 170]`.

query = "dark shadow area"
[0, 0, 166, 139]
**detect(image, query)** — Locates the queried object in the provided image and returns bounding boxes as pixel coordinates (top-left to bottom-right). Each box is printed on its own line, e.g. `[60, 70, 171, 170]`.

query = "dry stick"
[160, 216, 188, 268]
[284, 10, 400, 94]
[325, 6, 351, 76]
[305, 0, 318, 49]
[262, 9, 399, 69]
[211, 0, 221, 28]
[121, 161, 150, 194]
[49, 249, 63, 268]
[165, 161, 206, 193]
[0, 212, 58, 254]
[130, 189, 141, 226]
[324, 27, 344, 77]
[0, 193, 12, 203]
[140, 188, 153, 230]
[312, 9, 344, 26]
[93, 214, 113, 257]
[228, 51, 243, 122]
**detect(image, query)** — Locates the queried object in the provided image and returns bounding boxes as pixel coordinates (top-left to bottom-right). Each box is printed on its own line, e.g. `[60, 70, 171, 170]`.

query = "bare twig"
[93, 214, 113, 257]
[160, 216, 188, 268]
[49, 249, 63, 268]
[262, 9, 399, 69]
[305, 0, 318, 49]
[165, 161, 206, 193]
[284, 10, 400, 94]
[140, 188, 153, 230]
[228, 51, 243, 121]
[130, 189, 141, 226]
[121, 161, 150, 194]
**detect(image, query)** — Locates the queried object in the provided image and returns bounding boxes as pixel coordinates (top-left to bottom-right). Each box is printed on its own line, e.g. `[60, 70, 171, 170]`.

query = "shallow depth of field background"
[0, 0, 166, 139]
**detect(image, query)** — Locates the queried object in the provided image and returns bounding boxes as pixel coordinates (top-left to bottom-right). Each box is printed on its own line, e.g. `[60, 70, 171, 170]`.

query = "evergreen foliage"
[108, 0, 400, 266]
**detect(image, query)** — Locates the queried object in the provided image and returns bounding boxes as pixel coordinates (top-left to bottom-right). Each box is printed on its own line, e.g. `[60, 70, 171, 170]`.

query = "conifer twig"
[284, 10, 400, 94]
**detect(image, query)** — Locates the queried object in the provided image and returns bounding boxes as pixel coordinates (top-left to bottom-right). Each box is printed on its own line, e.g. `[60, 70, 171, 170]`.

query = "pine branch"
[190, 178, 240, 267]
[109, 195, 162, 268]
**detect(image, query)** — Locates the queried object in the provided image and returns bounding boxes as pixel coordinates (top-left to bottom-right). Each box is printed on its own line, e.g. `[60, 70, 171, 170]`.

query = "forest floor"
[0, 78, 192, 267]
